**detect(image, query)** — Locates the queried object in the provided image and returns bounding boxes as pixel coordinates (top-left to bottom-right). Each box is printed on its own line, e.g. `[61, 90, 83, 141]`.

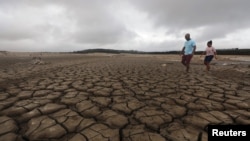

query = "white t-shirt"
[205, 47, 216, 56]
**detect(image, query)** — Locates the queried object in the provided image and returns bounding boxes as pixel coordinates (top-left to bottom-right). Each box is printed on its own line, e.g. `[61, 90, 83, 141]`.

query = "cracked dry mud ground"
[0, 54, 249, 141]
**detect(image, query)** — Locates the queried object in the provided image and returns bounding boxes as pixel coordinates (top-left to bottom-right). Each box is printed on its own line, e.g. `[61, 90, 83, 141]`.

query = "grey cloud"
[61, 1, 137, 45]
[73, 25, 136, 45]
[0, 1, 61, 41]
[0, 24, 36, 41]
[130, 0, 250, 38]
[131, 0, 250, 27]
[141, 41, 182, 52]
[195, 24, 231, 42]
[0, 0, 136, 51]
[0, 0, 249, 52]
[61, 1, 136, 45]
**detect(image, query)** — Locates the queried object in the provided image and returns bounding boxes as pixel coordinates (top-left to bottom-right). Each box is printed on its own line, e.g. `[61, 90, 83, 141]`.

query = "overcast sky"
[0, 0, 250, 52]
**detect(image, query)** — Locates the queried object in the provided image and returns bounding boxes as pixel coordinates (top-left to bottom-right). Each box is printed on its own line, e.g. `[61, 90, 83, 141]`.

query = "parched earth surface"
[0, 53, 249, 141]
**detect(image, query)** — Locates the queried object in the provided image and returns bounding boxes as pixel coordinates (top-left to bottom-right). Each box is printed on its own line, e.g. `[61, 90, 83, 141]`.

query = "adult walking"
[181, 33, 196, 72]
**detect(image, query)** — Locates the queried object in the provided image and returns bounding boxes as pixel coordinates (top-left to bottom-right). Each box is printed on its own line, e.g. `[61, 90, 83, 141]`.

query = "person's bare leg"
[182, 61, 186, 66]
[207, 63, 210, 71]
[182, 56, 186, 66]
[185, 55, 192, 73]
[186, 64, 190, 72]
[204, 62, 209, 71]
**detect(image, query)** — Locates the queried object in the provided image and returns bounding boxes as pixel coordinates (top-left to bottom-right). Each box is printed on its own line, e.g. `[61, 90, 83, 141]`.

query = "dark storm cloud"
[0, 0, 249, 52]
[131, 0, 250, 39]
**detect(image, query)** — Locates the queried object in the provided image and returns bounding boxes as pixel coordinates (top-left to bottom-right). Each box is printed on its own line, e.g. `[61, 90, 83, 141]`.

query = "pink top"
[205, 46, 216, 56]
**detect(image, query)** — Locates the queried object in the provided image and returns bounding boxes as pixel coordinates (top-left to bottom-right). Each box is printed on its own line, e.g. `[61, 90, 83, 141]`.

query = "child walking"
[200, 40, 217, 71]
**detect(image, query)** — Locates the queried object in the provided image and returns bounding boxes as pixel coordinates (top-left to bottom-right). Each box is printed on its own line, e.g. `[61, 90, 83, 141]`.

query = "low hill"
[74, 48, 250, 55]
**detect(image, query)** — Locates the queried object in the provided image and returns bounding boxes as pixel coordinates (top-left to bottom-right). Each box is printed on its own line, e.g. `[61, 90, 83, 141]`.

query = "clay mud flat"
[0, 52, 249, 141]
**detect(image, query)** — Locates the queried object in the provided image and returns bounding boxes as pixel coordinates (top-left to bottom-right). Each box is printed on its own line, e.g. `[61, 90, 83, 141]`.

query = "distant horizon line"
[1, 47, 250, 53]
